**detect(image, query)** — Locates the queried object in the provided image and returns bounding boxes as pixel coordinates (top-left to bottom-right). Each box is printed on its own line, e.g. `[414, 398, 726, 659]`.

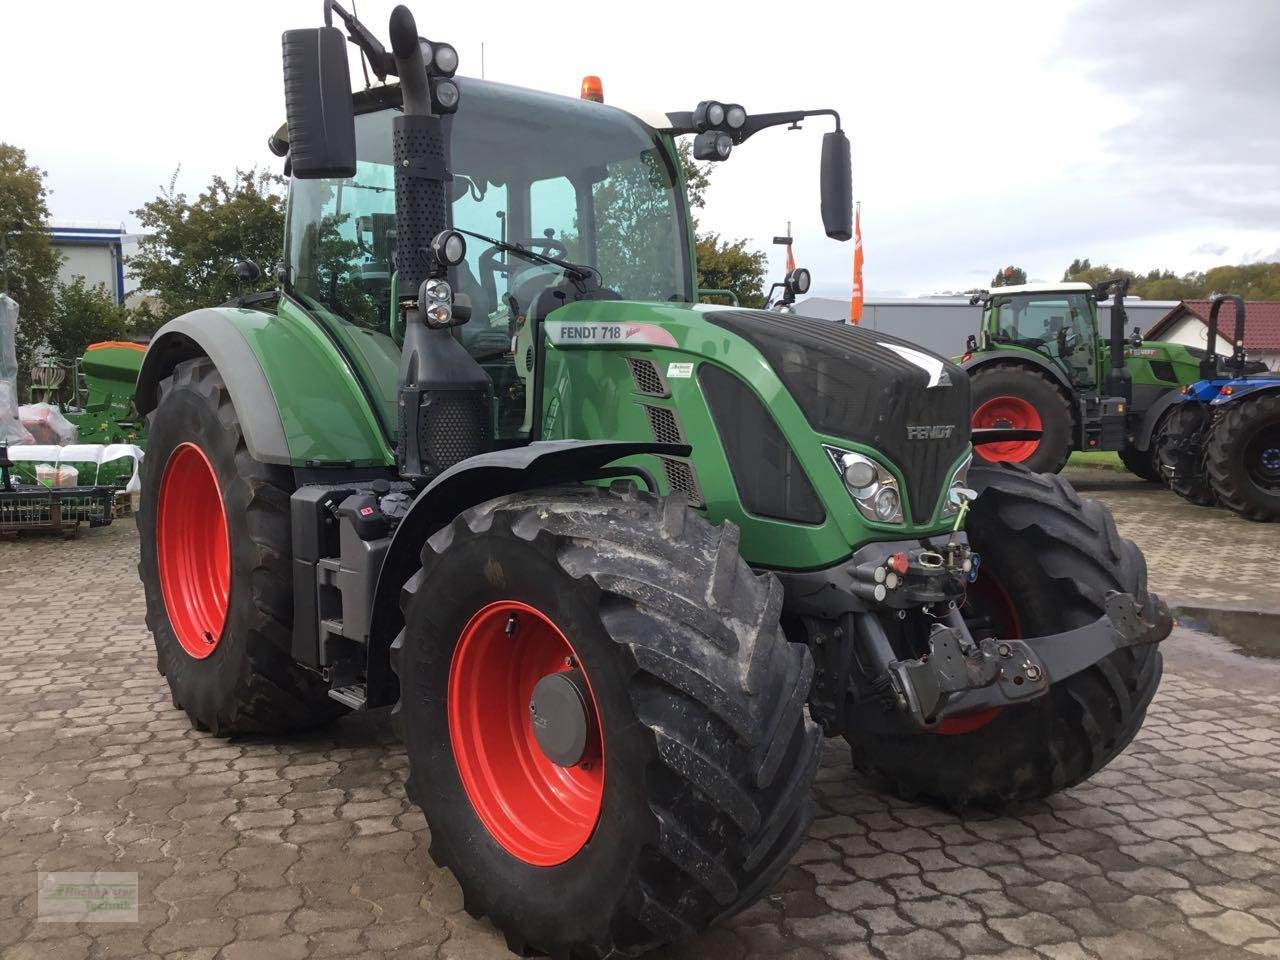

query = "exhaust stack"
[387, 5, 491, 481]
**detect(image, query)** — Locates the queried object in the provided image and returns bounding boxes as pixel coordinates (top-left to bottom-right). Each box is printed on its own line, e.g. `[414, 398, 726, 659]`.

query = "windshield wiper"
[454, 228, 591, 281]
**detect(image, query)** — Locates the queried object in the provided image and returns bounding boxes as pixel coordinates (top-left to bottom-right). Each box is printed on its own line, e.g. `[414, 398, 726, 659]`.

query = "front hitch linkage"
[882, 591, 1172, 729]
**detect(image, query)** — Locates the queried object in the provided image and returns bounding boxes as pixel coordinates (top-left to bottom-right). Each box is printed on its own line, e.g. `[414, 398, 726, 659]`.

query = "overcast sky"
[4, 0, 1277, 298]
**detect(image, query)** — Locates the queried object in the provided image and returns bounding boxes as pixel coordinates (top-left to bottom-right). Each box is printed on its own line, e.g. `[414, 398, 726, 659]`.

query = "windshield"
[989, 292, 1096, 385]
[286, 78, 692, 334]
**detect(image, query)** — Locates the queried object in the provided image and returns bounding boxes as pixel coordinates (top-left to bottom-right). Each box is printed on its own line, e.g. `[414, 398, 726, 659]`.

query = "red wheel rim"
[972, 396, 1043, 463]
[932, 571, 1021, 735]
[156, 442, 230, 660]
[448, 600, 605, 866]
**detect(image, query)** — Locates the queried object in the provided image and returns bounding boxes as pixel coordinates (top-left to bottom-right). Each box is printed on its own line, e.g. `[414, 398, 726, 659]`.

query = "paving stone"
[3, 478, 1280, 960]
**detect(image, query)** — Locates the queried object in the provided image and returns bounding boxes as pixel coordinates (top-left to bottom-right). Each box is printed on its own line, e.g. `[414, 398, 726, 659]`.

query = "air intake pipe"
[389, 5, 491, 481]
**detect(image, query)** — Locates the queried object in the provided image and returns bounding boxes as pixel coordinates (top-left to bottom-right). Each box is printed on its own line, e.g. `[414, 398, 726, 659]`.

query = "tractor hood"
[703, 310, 971, 523]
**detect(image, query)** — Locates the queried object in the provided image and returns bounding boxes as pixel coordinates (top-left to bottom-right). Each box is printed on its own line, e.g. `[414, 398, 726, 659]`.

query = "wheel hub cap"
[530, 670, 592, 767]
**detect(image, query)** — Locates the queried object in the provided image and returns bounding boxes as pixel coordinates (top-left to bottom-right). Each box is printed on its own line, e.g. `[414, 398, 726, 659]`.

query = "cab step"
[328, 683, 367, 709]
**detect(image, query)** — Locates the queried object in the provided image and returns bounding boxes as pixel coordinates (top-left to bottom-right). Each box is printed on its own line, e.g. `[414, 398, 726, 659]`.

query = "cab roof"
[984, 282, 1094, 296]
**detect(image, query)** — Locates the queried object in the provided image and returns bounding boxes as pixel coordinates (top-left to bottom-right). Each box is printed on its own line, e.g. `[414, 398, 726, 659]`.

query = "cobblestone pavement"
[2, 473, 1279, 960]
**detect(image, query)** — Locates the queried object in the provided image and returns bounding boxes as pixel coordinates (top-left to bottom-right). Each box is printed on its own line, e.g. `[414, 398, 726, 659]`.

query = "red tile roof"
[1148, 300, 1280, 351]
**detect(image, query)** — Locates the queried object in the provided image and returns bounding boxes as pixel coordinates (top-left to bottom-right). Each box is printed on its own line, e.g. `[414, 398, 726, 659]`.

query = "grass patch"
[1067, 450, 1125, 471]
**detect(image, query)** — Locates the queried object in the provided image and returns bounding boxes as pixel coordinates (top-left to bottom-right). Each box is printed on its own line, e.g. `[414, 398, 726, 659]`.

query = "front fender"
[1134, 390, 1190, 450]
[135, 304, 393, 468]
[363, 439, 688, 706]
[1211, 379, 1280, 406]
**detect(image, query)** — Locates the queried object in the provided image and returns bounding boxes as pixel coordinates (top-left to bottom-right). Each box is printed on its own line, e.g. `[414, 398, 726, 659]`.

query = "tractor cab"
[974, 282, 1099, 388]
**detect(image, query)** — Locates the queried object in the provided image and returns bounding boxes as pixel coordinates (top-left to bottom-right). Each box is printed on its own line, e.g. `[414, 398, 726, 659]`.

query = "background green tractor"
[133, 5, 1171, 956]
[960, 279, 1251, 477]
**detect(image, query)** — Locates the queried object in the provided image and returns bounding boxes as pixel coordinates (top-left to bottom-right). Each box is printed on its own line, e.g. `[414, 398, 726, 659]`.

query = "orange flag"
[849, 203, 864, 324]
[785, 221, 796, 275]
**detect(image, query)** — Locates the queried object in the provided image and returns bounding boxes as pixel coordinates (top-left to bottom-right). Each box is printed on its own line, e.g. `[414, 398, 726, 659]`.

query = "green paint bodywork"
[539, 300, 963, 569]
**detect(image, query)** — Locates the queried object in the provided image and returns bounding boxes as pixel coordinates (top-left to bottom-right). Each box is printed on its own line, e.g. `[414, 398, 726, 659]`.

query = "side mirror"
[281, 27, 357, 179]
[233, 260, 262, 285]
[820, 130, 853, 241]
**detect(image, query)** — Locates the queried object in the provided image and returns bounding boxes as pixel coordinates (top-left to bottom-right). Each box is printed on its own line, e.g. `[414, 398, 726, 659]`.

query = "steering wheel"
[477, 233, 571, 309]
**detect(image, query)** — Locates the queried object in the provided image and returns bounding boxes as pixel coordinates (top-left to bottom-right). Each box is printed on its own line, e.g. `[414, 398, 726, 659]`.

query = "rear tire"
[1206, 393, 1280, 521]
[844, 464, 1165, 809]
[393, 484, 820, 959]
[137, 358, 345, 735]
[1155, 403, 1217, 506]
[970, 363, 1074, 473]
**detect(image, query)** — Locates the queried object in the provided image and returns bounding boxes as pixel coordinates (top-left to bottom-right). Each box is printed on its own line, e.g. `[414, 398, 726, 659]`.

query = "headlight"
[824, 446, 904, 524]
[941, 453, 973, 517]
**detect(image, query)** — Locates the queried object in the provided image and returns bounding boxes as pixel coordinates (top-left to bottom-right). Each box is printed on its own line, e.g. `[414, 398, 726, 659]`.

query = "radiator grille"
[660, 457, 704, 508]
[627, 357, 668, 396]
[644, 405, 684, 445]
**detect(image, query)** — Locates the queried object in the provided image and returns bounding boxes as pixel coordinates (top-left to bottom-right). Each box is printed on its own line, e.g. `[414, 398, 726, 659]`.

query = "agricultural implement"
[1156, 294, 1280, 520]
[134, 5, 1171, 956]
[960, 279, 1251, 477]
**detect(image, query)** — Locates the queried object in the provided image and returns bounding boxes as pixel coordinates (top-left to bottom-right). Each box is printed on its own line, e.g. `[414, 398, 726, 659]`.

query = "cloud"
[1193, 242, 1229, 257]
[1060, 0, 1280, 228]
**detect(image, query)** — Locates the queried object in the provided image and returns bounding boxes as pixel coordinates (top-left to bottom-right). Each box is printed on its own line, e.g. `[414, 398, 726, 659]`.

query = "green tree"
[0, 144, 62, 393]
[45, 277, 129, 363]
[677, 143, 767, 308]
[1062, 257, 1280, 300]
[129, 168, 284, 332]
[991, 265, 1027, 287]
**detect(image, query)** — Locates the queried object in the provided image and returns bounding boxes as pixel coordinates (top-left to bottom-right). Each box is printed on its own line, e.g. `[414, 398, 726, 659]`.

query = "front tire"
[970, 363, 1074, 473]
[1118, 443, 1161, 483]
[1206, 393, 1280, 521]
[393, 485, 820, 959]
[1155, 403, 1217, 506]
[845, 464, 1164, 809]
[137, 358, 345, 735]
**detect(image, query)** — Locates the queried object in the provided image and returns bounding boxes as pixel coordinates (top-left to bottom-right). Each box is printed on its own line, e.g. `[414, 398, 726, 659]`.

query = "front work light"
[432, 42, 458, 75]
[725, 104, 747, 130]
[692, 130, 733, 161]
[431, 230, 467, 267]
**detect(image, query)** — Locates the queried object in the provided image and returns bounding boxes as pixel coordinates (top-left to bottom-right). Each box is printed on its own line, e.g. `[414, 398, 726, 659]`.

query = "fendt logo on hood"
[906, 424, 957, 440]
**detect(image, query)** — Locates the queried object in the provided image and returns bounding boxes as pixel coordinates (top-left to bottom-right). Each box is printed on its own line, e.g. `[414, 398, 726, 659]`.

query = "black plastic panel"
[705, 310, 970, 522]
[700, 364, 825, 525]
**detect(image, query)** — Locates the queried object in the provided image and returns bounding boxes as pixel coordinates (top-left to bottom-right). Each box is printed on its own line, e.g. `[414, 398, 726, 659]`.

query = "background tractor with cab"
[1156, 294, 1280, 520]
[133, 5, 1172, 957]
[960, 278, 1261, 477]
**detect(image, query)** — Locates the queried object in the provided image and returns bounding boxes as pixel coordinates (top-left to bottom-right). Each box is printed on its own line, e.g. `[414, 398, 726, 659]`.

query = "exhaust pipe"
[1096, 277, 1132, 403]
[388, 5, 491, 481]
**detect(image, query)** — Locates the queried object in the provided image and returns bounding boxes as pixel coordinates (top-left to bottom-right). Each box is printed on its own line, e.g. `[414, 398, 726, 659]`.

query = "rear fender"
[961, 352, 1074, 394]
[363, 439, 689, 706]
[135, 306, 392, 467]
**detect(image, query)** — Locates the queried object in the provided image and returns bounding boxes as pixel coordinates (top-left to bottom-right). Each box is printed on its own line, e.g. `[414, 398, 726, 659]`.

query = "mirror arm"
[663, 107, 842, 142]
[326, 0, 395, 79]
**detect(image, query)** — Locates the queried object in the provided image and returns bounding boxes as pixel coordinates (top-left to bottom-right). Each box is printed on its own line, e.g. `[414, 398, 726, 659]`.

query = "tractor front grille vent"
[643, 405, 684, 445]
[660, 457, 704, 508]
[627, 357, 669, 397]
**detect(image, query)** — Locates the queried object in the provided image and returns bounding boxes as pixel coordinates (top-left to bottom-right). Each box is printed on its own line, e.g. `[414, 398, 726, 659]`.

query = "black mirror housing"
[281, 27, 357, 179]
[820, 130, 852, 241]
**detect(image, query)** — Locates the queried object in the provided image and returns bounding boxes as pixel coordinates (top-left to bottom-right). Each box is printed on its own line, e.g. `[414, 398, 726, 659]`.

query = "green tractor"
[961, 279, 1238, 477]
[134, 5, 1170, 956]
